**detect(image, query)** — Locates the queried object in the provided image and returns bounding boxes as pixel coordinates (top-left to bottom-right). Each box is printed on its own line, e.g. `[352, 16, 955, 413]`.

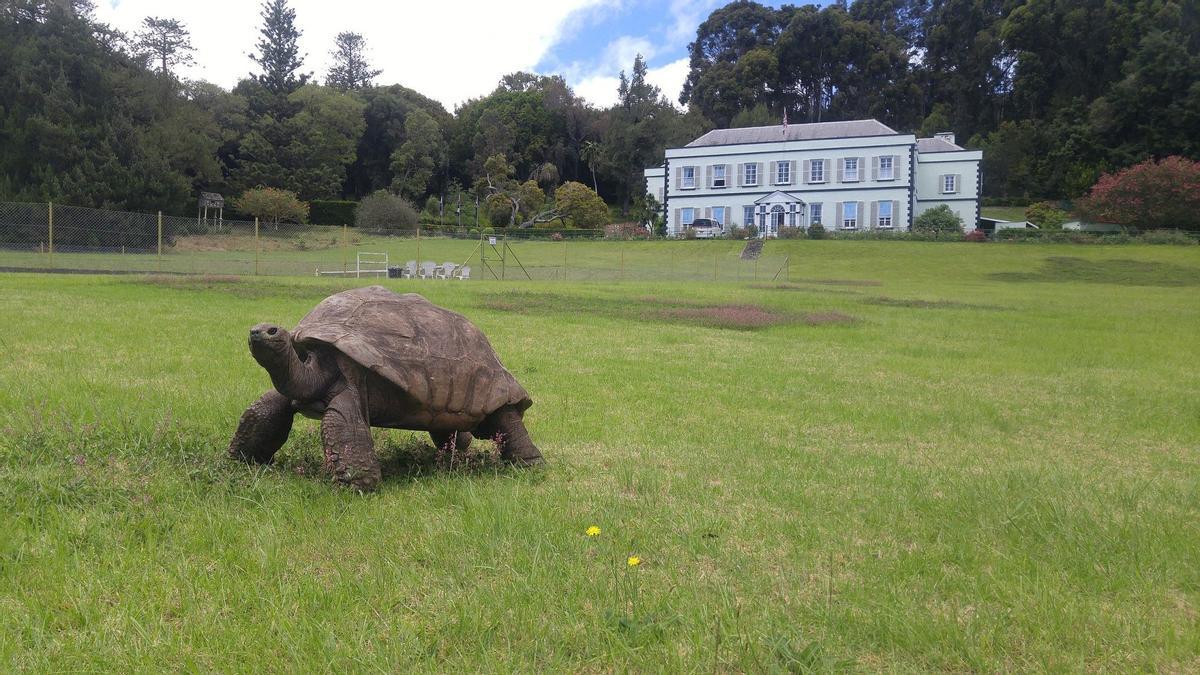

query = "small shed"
[198, 191, 225, 230]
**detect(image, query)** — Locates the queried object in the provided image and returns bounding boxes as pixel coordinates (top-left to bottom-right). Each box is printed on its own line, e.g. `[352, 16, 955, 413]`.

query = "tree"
[249, 0, 308, 96]
[325, 31, 380, 91]
[912, 205, 964, 234]
[554, 181, 608, 228]
[283, 84, 366, 199]
[234, 187, 308, 226]
[579, 140, 602, 192]
[133, 17, 194, 77]
[1077, 156, 1200, 231]
[355, 190, 419, 230]
[390, 109, 444, 200]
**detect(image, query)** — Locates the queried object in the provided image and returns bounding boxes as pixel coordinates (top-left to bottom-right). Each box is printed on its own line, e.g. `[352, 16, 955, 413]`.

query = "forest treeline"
[1, 0, 1197, 217]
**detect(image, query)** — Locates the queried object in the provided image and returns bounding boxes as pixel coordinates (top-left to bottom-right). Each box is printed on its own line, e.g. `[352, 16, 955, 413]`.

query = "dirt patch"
[787, 278, 883, 287]
[801, 311, 857, 325]
[864, 296, 1006, 311]
[173, 232, 349, 253]
[747, 283, 866, 295]
[656, 304, 790, 330]
[142, 273, 243, 285]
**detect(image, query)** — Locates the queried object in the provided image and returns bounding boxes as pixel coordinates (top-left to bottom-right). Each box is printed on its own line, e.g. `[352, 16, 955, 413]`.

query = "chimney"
[934, 131, 956, 145]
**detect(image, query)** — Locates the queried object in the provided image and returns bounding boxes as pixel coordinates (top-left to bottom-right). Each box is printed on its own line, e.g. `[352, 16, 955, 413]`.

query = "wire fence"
[0, 202, 793, 282]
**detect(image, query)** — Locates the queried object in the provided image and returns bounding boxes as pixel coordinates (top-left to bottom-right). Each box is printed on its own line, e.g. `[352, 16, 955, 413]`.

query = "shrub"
[725, 226, 749, 239]
[355, 191, 419, 230]
[745, 223, 759, 239]
[555, 181, 608, 228]
[807, 222, 827, 239]
[424, 196, 440, 217]
[308, 200, 357, 226]
[1077, 156, 1200, 231]
[233, 187, 308, 225]
[777, 226, 805, 239]
[1138, 229, 1197, 245]
[913, 205, 964, 235]
[1024, 201, 1069, 229]
[963, 229, 988, 242]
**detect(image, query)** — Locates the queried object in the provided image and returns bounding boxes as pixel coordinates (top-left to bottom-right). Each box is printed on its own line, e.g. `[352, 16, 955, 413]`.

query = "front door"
[770, 205, 785, 236]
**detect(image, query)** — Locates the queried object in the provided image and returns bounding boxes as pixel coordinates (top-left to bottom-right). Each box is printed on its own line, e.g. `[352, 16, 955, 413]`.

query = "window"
[681, 207, 695, 225]
[810, 159, 824, 183]
[844, 157, 859, 182]
[743, 163, 757, 186]
[776, 161, 791, 184]
[682, 166, 696, 189]
[878, 156, 894, 180]
[943, 174, 957, 193]
[743, 205, 755, 227]
[810, 203, 822, 226]
[878, 201, 893, 229]
[713, 206, 725, 225]
[713, 165, 726, 188]
[842, 202, 858, 229]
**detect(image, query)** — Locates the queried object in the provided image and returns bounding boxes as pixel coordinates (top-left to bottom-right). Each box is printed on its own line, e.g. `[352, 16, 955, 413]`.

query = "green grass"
[2, 241, 1199, 670]
[981, 206, 1031, 222]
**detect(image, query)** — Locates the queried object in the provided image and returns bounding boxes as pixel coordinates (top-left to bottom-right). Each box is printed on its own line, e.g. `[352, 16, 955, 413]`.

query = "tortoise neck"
[263, 341, 334, 402]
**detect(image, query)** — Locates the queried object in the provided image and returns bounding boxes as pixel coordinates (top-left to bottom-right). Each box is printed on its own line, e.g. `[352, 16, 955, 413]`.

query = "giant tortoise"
[228, 286, 542, 490]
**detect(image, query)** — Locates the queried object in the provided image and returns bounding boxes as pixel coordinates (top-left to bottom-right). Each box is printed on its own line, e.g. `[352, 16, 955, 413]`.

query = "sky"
[92, 0, 733, 111]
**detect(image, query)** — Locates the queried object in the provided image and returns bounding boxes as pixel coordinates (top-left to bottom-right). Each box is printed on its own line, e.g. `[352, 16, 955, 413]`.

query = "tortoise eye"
[268, 327, 278, 336]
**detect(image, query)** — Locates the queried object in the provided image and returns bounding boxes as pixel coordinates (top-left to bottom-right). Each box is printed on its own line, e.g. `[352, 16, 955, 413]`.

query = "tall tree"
[249, 0, 308, 96]
[390, 109, 445, 200]
[325, 31, 380, 91]
[133, 16, 194, 77]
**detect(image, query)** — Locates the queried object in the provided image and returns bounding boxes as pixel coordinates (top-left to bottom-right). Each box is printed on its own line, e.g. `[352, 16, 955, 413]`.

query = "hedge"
[308, 200, 358, 226]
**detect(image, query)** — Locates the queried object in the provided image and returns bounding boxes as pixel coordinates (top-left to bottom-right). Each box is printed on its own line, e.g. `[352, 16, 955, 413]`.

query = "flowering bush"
[1077, 156, 1200, 231]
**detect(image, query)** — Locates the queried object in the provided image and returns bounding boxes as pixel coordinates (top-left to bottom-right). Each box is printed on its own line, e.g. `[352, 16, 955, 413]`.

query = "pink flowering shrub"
[1076, 156, 1200, 231]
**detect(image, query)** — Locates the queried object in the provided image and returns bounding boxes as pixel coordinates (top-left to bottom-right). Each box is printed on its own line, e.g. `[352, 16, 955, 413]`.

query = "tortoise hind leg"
[321, 388, 381, 491]
[476, 406, 543, 467]
[430, 430, 473, 452]
[229, 390, 295, 464]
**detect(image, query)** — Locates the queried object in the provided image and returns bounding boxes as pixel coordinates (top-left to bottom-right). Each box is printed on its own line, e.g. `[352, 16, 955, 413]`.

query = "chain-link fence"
[0, 202, 793, 282]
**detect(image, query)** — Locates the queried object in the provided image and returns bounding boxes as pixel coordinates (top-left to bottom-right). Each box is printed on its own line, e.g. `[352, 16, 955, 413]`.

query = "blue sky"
[94, 0, 791, 110]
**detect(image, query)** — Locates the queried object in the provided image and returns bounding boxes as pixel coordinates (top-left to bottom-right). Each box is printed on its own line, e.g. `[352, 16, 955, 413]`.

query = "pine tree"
[134, 17, 194, 77]
[325, 32, 381, 91]
[249, 0, 308, 95]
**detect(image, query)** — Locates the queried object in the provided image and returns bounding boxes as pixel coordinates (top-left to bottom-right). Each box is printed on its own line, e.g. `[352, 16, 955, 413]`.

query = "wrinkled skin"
[228, 290, 543, 491]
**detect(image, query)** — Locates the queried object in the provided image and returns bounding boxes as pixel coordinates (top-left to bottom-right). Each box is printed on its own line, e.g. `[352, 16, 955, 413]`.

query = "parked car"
[687, 218, 724, 238]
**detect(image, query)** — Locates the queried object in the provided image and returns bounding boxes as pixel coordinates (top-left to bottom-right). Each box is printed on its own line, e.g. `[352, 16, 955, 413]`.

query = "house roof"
[916, 137, 965, 153]
[685, 119, 900, 147]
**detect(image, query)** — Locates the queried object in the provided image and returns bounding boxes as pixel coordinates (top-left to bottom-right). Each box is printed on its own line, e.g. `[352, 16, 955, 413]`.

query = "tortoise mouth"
[249, 323, 284, 342]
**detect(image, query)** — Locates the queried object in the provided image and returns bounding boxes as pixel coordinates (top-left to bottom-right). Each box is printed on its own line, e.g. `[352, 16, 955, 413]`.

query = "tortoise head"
[248, 323, 294, 372]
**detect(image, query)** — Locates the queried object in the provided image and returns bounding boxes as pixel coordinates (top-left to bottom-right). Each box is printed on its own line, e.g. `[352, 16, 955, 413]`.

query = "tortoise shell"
[292, 286, 530, 419]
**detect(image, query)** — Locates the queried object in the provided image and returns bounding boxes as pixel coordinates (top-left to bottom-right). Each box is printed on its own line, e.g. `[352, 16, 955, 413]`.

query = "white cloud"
[93, 0, 605, 110]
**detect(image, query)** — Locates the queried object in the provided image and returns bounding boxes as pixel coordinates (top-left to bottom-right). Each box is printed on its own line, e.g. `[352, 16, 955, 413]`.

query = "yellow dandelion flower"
[586, 525, 601, 537]
[627, 555, 641, 567]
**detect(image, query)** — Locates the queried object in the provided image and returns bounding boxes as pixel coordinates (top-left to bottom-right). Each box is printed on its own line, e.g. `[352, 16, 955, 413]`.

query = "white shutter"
[859, 202, 866, 227]
[859, 157, 866, 181]
[725, 165, 733, 188]
[705, 165, 712, 189]
[757, 162, 764, 185]
[802, 159, 811, 184]
[673, 208, 680, 229]
[954, 174, 962, 193]
[837, 159, 844, 183]
[893, 200, 900, 228]
[835, 202, 843, 229]
[893, 155, 901, 180]
[870, 201, 879, 229]
[871, 157, 879, 181]
[674, 166, 681, 190]
[769, 161, 778, 185]
[737, 163, 744, 186]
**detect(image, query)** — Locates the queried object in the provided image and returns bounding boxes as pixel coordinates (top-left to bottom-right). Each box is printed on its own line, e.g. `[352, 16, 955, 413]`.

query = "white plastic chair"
[419, 261, 438, 279]
[438, 262, 457, 279]
[402, 260, 417, 278]
[454, 265, 470, 280]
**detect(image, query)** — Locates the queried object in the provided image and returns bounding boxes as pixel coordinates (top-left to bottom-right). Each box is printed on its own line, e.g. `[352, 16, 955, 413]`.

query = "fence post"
[254, 217, 260, 276]
[157, 211, 163, 272]
[47, 201, 54, 269]
[342, 224, 349, 273]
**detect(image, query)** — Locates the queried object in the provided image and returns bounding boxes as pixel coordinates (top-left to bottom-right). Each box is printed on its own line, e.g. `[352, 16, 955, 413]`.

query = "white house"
[643, 119, 982, 236]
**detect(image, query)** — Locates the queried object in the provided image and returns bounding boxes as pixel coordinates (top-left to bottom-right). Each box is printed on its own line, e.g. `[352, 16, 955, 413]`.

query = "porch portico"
[753, 191, 806, 237]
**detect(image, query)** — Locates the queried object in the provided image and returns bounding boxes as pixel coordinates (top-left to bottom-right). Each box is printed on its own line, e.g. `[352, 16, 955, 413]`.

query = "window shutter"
[737, 163, 744, 186]
[673, 208, 680, 228]
[836, 202, 843, 228]
[802, 159, 811, 184]
[788, 161, 796, 184]
[769, 161, 777, 185]
[757, 162, 764, 184]
[859, 157, 866, 181]
[726, 165, 733, 187]
[870, 201, 878, 229]
[954, 174, 962, 194]
[893, 155, 901, 178]
[705, 165, 712, 189]
[871, 157, 879, 181]
[859, 202, 866, 226]
[893, 201, 900, 227]
[674, 166, 681, 190]
[837, 159, 844, 183]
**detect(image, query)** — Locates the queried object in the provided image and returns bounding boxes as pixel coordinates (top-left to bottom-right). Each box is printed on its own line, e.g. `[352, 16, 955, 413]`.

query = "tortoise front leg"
[321, 388, 381, 491]
[476, 406, 543, 467]
[229, 389, 295, 464]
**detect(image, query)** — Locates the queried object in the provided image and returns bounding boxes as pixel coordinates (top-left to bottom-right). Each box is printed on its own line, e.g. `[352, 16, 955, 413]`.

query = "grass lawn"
[981, 206, 1031, 222]
[1, 241, 1199, 670]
